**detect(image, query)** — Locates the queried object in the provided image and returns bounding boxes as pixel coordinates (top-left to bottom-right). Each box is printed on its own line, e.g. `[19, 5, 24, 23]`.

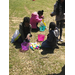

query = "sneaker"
[60, 39, 63, 42]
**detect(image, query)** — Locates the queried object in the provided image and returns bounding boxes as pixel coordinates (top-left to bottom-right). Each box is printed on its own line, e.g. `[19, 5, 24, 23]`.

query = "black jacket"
[19, 22, 32, 40]
[47, 29, 59, 47]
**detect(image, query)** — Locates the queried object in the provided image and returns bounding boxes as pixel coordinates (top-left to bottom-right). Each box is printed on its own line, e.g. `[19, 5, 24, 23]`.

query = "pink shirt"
[30, 12, 42, 29]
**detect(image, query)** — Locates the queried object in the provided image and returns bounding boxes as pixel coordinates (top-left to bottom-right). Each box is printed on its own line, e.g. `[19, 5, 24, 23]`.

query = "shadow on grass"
[46, 65, 65, 75]
[41, 48, 55, 55]
[13, 41, 21, 49]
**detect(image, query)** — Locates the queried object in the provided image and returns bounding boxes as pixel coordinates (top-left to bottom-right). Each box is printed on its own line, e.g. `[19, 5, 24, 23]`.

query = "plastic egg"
[33, 46, 36, 48]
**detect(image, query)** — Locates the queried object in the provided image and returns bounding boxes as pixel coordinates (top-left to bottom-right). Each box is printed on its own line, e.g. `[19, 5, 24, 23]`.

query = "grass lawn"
[9, 0, 65, 75]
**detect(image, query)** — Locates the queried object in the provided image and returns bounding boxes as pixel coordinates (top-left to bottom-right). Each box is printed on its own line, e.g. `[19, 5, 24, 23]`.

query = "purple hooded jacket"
[30, 12, 42, 29]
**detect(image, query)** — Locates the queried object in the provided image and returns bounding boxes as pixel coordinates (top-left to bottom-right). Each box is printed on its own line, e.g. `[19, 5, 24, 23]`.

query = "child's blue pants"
[41, 40, 52, 48]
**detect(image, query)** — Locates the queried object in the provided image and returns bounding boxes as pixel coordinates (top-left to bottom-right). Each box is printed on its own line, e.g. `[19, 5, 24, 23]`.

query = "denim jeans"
[17, 36, 23, 43]
[41, 40, 52, 48]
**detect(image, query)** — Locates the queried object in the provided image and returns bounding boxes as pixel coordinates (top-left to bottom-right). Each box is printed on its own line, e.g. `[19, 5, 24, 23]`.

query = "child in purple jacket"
[30, 10, 44, 31]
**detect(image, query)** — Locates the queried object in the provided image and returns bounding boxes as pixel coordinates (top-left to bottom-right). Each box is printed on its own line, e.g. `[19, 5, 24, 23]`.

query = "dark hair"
[22, 17, 30, 31]
[22, 17, 30, 26]
[49, 22, 56, 30]
[23, 17, 30, 24]
[56, 0, 65, 15]
[38, 10, 44, 15]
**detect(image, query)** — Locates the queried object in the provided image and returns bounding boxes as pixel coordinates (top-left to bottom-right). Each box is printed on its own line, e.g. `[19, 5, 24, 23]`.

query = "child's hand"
[42, 16, 44, 19]
[25, 34, 30, 40]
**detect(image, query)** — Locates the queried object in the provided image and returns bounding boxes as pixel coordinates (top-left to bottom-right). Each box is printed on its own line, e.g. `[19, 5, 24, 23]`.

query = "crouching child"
[18, 17, 32, 43]
[41, 22, 59, 49]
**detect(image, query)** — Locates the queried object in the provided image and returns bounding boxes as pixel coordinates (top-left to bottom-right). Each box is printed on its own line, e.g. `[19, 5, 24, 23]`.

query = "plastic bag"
[11, 29, 21, 43]
[21, 42, 29, 51]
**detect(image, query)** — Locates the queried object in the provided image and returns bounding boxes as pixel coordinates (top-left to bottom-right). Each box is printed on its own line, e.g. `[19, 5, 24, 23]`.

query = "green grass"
[9, 0, 65, 75]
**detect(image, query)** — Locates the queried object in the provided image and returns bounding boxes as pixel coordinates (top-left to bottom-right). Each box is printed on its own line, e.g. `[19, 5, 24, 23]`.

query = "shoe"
[55, 45, 59, 49]
[60, 39, 63, 42]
